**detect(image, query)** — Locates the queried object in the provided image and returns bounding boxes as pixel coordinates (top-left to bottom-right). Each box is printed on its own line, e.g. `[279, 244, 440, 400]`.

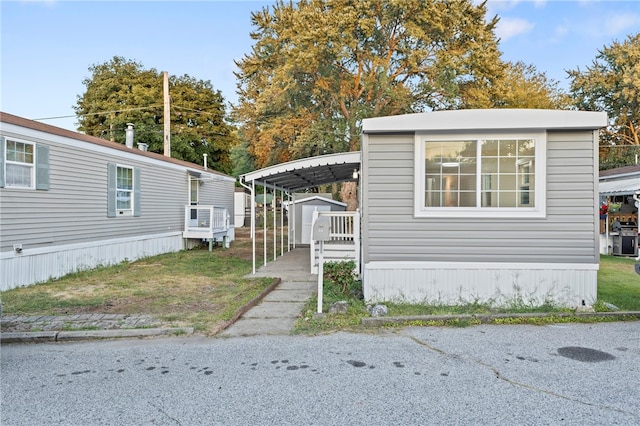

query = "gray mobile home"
[0, 112, 235, 291]
[360, 109, 607, 307]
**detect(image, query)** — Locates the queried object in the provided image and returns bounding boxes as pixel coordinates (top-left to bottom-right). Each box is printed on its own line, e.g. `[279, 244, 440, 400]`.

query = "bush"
[323, 261, 362, 299]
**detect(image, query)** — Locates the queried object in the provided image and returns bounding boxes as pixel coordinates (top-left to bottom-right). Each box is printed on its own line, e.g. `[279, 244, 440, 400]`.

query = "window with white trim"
[5, 140, 35, 188]
[415, 132, 546, 218]
[116, 165, 134, 213]
[107, 162, 140, 217]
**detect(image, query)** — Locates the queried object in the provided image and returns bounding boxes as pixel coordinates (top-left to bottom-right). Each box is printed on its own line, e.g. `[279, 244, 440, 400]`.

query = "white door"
[301, 205, 331, 244]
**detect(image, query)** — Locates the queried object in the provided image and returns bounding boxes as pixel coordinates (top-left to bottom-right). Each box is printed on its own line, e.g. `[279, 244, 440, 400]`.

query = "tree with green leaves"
[234, 0, 505, 167]
[233, 0, 569, 206]
[74, 56, 236, 174]
[490, 61, 571, 109]
[568, 33, 640, 169]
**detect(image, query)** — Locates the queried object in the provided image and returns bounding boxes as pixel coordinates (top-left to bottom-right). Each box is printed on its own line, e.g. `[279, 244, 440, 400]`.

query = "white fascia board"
[362, 109, 608, 133]
[241, 151, 361, 182]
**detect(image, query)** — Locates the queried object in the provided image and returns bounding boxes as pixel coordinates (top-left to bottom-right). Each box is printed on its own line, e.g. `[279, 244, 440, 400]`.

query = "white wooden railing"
[310, 209, 360, 275]
[182, 205, 230, 248]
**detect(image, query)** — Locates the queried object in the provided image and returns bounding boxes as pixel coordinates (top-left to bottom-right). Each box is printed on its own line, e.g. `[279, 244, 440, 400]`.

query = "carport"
[239, 151, 361, 274]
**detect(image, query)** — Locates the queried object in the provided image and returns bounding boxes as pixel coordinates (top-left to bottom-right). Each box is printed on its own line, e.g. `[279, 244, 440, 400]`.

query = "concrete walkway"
[220, 248, 317, 337]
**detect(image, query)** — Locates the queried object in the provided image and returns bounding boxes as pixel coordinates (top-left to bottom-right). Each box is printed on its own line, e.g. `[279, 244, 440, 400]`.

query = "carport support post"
[273, 188, 276, 261]
[317, 240, 324, 313]
[280, 189, 284, 256]
[263, 184, 267, 267]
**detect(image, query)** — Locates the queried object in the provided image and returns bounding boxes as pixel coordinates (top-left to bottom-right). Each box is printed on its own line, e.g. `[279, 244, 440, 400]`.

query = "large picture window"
[415, 132, 545, 218]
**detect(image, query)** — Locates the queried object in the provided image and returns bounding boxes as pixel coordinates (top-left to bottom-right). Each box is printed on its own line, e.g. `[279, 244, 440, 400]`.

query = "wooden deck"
[182, 205, 231, 249]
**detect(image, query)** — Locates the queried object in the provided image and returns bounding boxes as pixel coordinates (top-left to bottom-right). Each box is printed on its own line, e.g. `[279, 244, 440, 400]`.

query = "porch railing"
[183, 205, 230, 247]
[310, 209, 360, 275]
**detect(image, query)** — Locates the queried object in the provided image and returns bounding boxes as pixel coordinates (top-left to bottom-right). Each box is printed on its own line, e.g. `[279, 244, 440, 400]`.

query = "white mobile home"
[0, 112, 236, 290]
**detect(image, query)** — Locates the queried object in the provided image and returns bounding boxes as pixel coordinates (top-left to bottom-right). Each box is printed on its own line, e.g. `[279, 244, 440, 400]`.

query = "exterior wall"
[361, 130, 599, 307]
[0, 117, 235, 290]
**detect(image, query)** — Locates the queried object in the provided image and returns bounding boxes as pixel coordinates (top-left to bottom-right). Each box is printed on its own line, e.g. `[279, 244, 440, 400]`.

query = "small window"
[5, 140, 35, 188]
[107, 163, 140, 217]
[415, 132, 546, 218]
[116, 166, 134, 214]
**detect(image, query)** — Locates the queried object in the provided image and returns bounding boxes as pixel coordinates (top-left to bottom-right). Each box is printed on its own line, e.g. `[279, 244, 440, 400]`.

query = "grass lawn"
[0, 228, 277, 335]
[1, 230, 638, 335]
[597, 255, 640, 310]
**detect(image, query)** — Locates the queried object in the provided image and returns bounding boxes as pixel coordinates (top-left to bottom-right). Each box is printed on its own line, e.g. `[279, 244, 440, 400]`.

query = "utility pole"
[163, 71, 171, 157]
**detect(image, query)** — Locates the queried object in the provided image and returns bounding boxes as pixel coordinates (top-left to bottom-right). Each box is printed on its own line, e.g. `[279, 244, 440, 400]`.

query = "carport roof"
[240, 151, 361, 192]
[599, 177, 640, 196]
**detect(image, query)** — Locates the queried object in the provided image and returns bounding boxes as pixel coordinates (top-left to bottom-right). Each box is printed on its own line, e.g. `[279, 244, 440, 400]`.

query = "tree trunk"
[340, 181, 358, 211]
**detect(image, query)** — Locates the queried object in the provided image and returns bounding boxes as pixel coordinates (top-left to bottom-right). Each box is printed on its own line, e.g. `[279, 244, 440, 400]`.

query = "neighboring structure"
[598, 165, 640, 256]
[287, 194, 346, 245]
[234, 187, 251, 228]
[0, 112, 236, 291]
[360, 109, 607, 307]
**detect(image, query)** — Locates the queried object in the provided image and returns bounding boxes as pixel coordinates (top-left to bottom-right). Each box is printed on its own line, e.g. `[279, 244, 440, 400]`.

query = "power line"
[32, 105, 163, 121]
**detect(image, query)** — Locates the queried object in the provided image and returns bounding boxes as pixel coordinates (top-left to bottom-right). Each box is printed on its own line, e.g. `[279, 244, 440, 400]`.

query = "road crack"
[148, 401, 182, 425]
[407, 335, 638, 420]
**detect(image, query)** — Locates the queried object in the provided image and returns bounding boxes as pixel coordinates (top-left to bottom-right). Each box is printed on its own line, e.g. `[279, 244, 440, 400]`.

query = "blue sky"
[1, 0, 639, 132]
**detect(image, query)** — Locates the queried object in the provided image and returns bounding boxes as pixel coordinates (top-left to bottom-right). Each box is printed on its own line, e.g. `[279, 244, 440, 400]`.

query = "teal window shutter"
[35, 144, 50, 190]
[133, 167, 141, 217]
[107, 163, 116, 217]
[0, 136, 5, 188]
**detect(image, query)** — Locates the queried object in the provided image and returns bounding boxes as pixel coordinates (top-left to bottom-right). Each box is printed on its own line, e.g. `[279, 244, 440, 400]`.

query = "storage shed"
[360, 109, 607, 307]
[288, 195, 347, 245]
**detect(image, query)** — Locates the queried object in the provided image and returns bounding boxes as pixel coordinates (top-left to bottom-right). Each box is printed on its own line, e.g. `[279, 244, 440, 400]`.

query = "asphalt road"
[1, 322, 638, 426]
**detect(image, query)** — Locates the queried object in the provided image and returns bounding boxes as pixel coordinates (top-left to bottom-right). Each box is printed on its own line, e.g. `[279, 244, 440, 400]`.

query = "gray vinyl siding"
[0, 128, 233, 252]
[362, 130, 598, 265]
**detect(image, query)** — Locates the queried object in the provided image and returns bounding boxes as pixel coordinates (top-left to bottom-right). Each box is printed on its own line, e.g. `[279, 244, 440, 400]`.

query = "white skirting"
[0, 232, 184, 291]
[363, 261, 598, 308]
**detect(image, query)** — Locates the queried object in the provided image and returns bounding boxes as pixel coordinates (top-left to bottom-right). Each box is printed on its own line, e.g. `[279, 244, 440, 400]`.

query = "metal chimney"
[125, 123, 135, 149]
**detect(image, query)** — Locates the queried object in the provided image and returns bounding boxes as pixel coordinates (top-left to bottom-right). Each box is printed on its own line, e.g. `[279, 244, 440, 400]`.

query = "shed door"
[301, 205, 331, 244]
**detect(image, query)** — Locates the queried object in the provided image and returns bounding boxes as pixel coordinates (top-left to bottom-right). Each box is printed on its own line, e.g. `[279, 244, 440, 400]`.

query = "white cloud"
[603, 13, 640, 36]
[496, 17, 536, 41]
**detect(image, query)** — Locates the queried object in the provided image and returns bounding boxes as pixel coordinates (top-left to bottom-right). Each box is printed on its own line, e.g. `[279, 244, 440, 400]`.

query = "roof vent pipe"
[203, 153, 208, 170]
[137, 143, 148, 151]
[125, 123, 135, 149]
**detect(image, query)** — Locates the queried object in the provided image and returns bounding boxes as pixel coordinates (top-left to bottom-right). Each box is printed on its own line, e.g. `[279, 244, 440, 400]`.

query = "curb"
[361, 311, 640, 327]
[0, 327, 194, 344]
[0, 278, 283, 344]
